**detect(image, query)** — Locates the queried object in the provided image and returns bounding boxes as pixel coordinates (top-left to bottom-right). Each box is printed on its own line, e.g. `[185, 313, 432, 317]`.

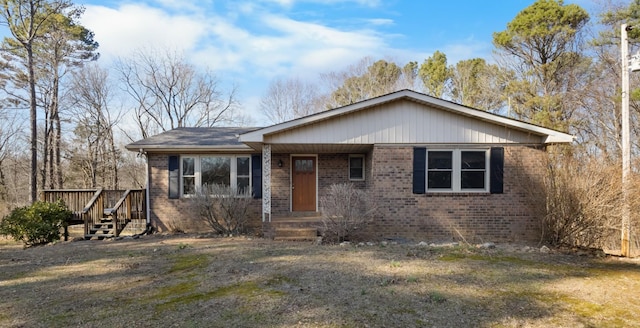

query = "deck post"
[262, 144, 272, 222]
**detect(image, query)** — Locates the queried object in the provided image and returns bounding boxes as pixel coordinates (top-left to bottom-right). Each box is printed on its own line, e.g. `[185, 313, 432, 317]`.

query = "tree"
[0, 0, 96, 201]
[493, 0, 590, 130]
[36, 6, 98, 189]
[578, 0, 640, 161]
[0, 108, 22, 211]
[116, 48, 240, 139]
[0, 0, 70, 202]
[327, 58, 402, 107]
[449, 58, 507, 111]
[259, 77, 321, 124]
[419, 50, 450, 98]
[397, 61, 419, 90]
[67, 64, 120, 188]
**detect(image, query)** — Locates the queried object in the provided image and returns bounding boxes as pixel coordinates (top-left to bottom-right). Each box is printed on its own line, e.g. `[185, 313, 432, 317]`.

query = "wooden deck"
[42, 189, 146, 240]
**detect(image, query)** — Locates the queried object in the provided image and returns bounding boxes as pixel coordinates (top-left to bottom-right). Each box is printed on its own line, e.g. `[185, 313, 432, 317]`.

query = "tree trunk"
[28, 44, 37, 203]
[52, 68, 62, 188]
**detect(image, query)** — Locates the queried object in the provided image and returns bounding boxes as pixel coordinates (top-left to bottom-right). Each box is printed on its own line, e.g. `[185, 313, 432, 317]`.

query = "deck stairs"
[42, 188, 146, 241]
[85, 214, 118, 240]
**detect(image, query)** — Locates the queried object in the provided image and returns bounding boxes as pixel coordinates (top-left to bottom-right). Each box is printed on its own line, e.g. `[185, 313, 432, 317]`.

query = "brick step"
[270, 220, 323, 229]
[273, 228, 318, 241]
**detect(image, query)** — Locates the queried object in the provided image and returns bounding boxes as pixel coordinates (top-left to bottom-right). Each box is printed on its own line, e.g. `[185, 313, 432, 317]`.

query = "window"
[427, 149, 488, 192]
[181, 155, 251, 196]
[349, 155, 365, 181]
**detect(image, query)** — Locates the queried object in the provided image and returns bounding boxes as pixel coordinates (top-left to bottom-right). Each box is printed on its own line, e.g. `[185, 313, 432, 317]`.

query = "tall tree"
[493, 0, 589, 130]
[573, 0, 640, 160]
[419, 50, 450, 98]
[328, 58, 402, 107]
[36, 6, 98, 189]
[68, 64, 119, 189]
[449, 58, 507, 111]
[397, 61, 419, 90]
[0, 108, 22, 209]
[0, 0, 92, 202]
[116, 48, 239, 140]
[259, 77, 320, 124]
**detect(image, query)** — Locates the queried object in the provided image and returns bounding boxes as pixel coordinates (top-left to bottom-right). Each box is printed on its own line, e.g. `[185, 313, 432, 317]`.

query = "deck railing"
[106, 189, 146, 236]
[42, 188, 147, 239]
[42, 189, 102, 225]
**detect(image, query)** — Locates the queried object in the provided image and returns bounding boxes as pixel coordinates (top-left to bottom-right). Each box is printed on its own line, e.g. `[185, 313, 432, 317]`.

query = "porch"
[42, 189, 147, 240]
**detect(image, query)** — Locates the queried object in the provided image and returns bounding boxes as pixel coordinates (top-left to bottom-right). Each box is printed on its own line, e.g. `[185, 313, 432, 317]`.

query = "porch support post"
[262, 144, 272, 222]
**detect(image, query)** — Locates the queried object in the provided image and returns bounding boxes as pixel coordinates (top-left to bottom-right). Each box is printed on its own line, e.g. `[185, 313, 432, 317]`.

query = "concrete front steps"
[267, 215, 323, 241]
[273, 227, 319, 241]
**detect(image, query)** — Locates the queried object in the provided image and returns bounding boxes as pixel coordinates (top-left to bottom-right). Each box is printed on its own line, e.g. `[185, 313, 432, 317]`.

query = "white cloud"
[81, 4, 207, 61]
[261, 0, 380, 7]
[366, 18, 394, 26]
[76, 0, 429, 122]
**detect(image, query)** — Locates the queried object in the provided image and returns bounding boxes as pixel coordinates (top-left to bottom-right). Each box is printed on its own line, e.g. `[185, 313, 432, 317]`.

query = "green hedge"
[0, 200, 72, 247]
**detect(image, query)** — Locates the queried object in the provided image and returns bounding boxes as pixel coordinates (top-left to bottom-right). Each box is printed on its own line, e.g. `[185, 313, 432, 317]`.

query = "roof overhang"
[239, 89, 575, 146]
[124, 144, 254, 153]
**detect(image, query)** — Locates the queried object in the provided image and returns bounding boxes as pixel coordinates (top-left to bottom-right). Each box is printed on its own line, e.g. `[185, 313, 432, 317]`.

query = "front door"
[292, 156, 316, 211]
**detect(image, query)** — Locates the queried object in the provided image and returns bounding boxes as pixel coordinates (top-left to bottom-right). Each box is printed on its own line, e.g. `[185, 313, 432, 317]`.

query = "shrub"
[192, 184, 253, 236]
[0, 200, 72, 247]
[536, 157, 630, 249]
[319, 183, 377, 243]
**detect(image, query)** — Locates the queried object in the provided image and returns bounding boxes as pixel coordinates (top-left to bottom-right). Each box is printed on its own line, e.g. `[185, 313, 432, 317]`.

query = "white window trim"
[426, 149, 489, 193]
[180, 155, 251, 197]
[349, 154, 366, 181]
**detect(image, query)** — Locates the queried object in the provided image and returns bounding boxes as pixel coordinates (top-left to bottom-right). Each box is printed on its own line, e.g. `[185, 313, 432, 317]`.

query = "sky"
[76, 0, 597, 125]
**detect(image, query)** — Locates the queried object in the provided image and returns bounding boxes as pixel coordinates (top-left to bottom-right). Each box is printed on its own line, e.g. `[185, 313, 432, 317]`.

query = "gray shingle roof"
[125, 127, 263, 151]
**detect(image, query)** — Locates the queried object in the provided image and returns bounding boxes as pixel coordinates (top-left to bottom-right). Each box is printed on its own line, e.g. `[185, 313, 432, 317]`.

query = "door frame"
[290, 154, 318, 212]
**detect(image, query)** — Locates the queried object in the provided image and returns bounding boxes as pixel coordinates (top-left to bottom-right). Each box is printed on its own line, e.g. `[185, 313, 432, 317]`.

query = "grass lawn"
[0, 234, 639, 328]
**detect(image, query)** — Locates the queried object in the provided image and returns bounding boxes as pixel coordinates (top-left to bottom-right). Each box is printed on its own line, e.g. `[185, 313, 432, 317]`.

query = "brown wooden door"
[292, 156, 316, 211]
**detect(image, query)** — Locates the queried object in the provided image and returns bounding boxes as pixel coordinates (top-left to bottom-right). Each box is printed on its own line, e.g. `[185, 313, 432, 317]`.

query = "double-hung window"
[427, 149, 489, 192]
[181, 155, 251, 196]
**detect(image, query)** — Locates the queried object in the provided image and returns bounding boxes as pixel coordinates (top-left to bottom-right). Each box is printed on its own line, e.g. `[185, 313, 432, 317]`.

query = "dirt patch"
[1, 234, 639, 327]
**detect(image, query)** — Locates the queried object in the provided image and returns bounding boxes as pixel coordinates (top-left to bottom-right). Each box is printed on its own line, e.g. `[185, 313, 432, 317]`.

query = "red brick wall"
[146, 153, 261, 234]
[367, 145, 546, 242]
[147, 145, 546, 242]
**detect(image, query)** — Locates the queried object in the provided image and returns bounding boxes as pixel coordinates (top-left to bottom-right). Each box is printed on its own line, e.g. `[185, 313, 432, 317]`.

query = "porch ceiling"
[269, 143, 373, 154]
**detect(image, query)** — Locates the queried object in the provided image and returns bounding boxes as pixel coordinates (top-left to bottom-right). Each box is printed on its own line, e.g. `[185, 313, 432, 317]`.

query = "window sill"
[425, 191, 491, 197]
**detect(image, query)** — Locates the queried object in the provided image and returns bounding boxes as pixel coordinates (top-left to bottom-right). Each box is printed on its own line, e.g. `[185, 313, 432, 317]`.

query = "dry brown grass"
[1, 234, 639, 328]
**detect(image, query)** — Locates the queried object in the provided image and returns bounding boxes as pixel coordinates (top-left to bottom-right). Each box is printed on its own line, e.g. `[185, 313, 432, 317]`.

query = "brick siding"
[367, 145, 546, 242]
[147, 145, 546, 242]
[146, 153, 261, 234]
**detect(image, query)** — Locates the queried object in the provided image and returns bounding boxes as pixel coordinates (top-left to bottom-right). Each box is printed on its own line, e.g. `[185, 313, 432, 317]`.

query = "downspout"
[139, 149, 151, 229]
[145, 151, 150, 227]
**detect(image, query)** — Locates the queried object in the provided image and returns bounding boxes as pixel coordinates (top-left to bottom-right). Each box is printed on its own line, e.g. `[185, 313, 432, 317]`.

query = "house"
[125, 89, 573, 242]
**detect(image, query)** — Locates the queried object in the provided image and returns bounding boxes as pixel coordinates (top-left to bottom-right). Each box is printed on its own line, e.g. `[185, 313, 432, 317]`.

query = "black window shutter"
[490, 147, 504, 194]
[168, 155, 180, 199]
[413, 147, 426, 194]
[251, 154, 262, 199]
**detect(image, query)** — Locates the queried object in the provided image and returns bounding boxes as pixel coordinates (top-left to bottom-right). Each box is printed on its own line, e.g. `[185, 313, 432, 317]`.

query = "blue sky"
[76, 0, 597, 124]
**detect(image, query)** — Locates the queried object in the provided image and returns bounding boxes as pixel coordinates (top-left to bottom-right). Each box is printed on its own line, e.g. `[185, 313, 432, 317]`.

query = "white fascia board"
[410, 93, 574, 144]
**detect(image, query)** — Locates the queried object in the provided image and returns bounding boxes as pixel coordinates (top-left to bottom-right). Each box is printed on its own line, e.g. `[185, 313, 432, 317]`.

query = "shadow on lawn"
[1, 237, 639, 327]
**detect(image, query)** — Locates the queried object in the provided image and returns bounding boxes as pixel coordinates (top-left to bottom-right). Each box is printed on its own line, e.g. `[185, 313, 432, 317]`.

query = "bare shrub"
[192, 184, 253, 236]
[538, 157, 632, 248]
[166, 219, 186, 234]
[319, 183, 377, 243]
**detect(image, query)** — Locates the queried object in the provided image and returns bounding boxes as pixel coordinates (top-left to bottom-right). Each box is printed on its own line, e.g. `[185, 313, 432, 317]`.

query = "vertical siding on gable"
[266, 100, 543, 145]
